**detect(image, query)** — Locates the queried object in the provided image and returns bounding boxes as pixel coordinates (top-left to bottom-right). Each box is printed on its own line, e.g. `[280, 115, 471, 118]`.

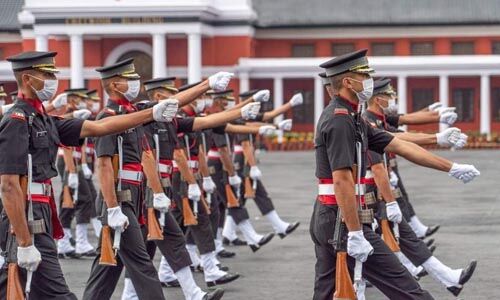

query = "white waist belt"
[30, 182, 51, 196]
[57, 148, 64, 156]
[158, 163, 172, 174]
[234, 145, 243, 152]
[172, 160, 198, 169]
[85, 148, 94, 154]
[365, 170, 373, 179]
[318, 184, 365, 196]
[119, 170, 143, 182]
[72, 152, 82, 159]
[208, 150, 221, 158]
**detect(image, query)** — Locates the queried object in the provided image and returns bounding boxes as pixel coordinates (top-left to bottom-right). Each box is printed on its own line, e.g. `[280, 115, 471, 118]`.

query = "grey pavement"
[56, 150, 500, 300]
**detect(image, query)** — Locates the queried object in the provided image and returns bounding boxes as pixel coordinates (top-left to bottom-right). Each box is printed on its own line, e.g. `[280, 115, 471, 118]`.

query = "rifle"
[199, 131, 211, 214]
[173, 148, 198, 226]
[243, 135, 257, 199]
[332, 208, 356, 300]
[184, 135, 198, 218]
[380, 154, 400, 252]
[224, 133, 240, 208]
[61, 171, 75, 209]
[145, 188, 163, 241]
[141, 149, 164, 241]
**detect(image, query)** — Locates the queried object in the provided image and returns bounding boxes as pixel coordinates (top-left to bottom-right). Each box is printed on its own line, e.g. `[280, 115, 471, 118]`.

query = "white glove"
[347, 230, 374, 263]
[73, 109, 92, 120]
[454, 133, 468, 149]
[437, 107, 456, 115]
[1, 103, 15, 115]
[249, 166, 262, 181]
[52, 93, 68, 109]
[436, 127, 462, 147]
[278, 119, 293, 131]
[68, 172, 79, 189]
[439, 112, 457, 125]
[208, 72, 234, 91]
[386, 201, 402, 223]
[153, 99, 179, 122]
[202, 177, 216, 193]
[107, 206, 129, 230]
[389, 171, 399, 187]
[188, 183, 202, 202]
[81, 163, 93, 179]
[228, 174, 242, 188]
[241, 102, 261, 120]
[253, 90, 270, 103]
[289, 93, 303, 107]
[428, 102, 442, 112]
[258, 125, 276, 137]
[17, 245, 42, 272]
[153, 193, 171, 211]
[448, 163, 480, 183]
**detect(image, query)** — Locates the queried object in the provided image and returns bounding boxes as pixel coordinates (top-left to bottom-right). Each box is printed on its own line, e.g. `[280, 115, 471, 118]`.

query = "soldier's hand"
[289, 93, 303, 107]
[228, 174, 242, 188]
[241, 102, 261, 120]
[347, 230, 374, 263]
[107, 206, 129, 230]
[73, 109, 92, 120]
[439, 112, 457, 125]
[258, 125, 276, 137]
[153, 193, 171, 212]
[278, 119, 293, 131]
[454, 133, 468, 149]
[253, 90, 270, 103]
[437, 107, 456, 115]
[436, 127, 461, 147]
[188, 183, 202, 202]
[17, 245, 42, 272]
[428, 102, 442, 112]
[386, 201, 402, 223]
[389, 171, 399, 187]
[202, 176, 216, 193]
[52, 93, 68, 109]
[153, 99, 178, 122]
[81, 163, 93, 179]
[208, 72, 234, 91]
[68, 172, 79, 189]
[249, 166, 262, 181]
[449, 163, 480, 183]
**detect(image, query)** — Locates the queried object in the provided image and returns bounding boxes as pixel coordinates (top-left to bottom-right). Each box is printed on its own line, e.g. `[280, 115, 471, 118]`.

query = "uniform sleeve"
[254, 113, 265, 122]
[213, 133, 227, 148]
[94, 114, 118, 157]
[323, 116, 356, 171]
[54, 117, 85, 147]
[366, 121, 395, 154]
[367, 150, 383, 167]
[212, 125, 227, 135]
[176, 117, 195, 133]
[0, 111, 29, 174]
[386, 114, 400, 128]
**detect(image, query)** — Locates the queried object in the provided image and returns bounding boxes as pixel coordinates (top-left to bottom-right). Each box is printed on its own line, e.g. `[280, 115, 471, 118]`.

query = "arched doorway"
[117, 50, 152, 100]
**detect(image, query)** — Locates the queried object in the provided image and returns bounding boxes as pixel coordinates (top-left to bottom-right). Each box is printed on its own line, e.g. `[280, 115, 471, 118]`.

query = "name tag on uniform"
[36, 131, 48, 137]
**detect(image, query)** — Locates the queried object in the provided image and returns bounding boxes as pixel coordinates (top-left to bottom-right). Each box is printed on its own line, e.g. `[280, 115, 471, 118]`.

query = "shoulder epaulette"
[333, 108, 349, 115]
[10, 110, 26, 122]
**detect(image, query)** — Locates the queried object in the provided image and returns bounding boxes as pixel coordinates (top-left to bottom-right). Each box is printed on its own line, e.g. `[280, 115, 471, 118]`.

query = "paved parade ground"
[56, 150, 500, 300]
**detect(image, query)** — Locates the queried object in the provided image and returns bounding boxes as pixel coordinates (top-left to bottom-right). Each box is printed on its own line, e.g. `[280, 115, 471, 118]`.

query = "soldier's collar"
[181, 105, 196, 117]
[17, 92, 44, 115]
[366, 108, 386, 122]
[336, 96, 359, 113]
[108, 98, 135, 113]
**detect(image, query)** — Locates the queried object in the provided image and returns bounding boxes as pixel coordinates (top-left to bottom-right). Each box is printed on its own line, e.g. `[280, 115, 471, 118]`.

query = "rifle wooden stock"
[62, 185, 74, 209]
[225, 184, 240, 208]
[112, 154, 119, 183]
[380, 219, 400, 252]
[182, 197, 198, 226]
[7, 263, 23, 300]
[334, 252, 356, 300]
[147, 208, 164, 241]
[200, 194, 211, 215]
[99, 225, 117, 266]
[244, 177, 255, 198]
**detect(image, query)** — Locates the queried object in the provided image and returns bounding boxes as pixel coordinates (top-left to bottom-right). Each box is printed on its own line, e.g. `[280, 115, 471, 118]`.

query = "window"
[331, 43, 355, 56]
[451, 41, 475, 55]
[452, 88, 474, 122]
[371, 42, 395, 56]
[411, 42, 434, 55]
[291, 89, 314, 124]
[491, 88, 500, 121]
[291, 44, 315, 57]
[411, 88, 435, 112]
[492, 41, 500, 54]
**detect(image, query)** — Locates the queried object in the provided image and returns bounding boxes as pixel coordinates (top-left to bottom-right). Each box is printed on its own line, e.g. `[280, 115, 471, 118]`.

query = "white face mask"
[29, 75, 58, 102]
[383, 98, 399, 115]
[117, 80, 140, 102]
[76, 102, 87, 110]
[194, 99, 206, 114]
[203, 98, 213, 108]
[91, 102, 100, 113]
[351, 77, 373, 106]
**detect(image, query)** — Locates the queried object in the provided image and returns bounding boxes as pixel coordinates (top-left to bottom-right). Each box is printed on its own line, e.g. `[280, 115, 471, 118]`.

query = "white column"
[70, 34, 84, 88]
[439, 75, 449, 132]
[273, 77, 284, 123]
[188, 33, 202, 83]
[397, 75, 407, 115]
[480, 74, 491, 135]
[35, 35, 48, 51]
[239, 72, 249, 93]
[152, 33, 166, 78]
[314, 77, 324, 126]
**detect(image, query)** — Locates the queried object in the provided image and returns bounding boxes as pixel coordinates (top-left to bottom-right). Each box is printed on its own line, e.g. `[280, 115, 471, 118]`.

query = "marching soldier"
[0, 51, 179, 299]
[311, 49, 480, 299]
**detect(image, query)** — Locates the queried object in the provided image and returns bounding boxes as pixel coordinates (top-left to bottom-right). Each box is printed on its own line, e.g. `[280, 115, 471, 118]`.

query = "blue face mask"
[350, 77, 374, 105]
[29, 75, 58, 102]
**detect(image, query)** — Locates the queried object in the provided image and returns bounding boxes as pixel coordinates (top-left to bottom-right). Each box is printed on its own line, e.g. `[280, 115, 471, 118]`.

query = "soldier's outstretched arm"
[192, 102, 260, 131]
[385, 138, 452, 172]
[261, 93, 303, 122]
[332, 169, 362, 231]
[174, 72, 233, 107]
[0, 174, 31, 246]
[398, 111, 439, 125]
